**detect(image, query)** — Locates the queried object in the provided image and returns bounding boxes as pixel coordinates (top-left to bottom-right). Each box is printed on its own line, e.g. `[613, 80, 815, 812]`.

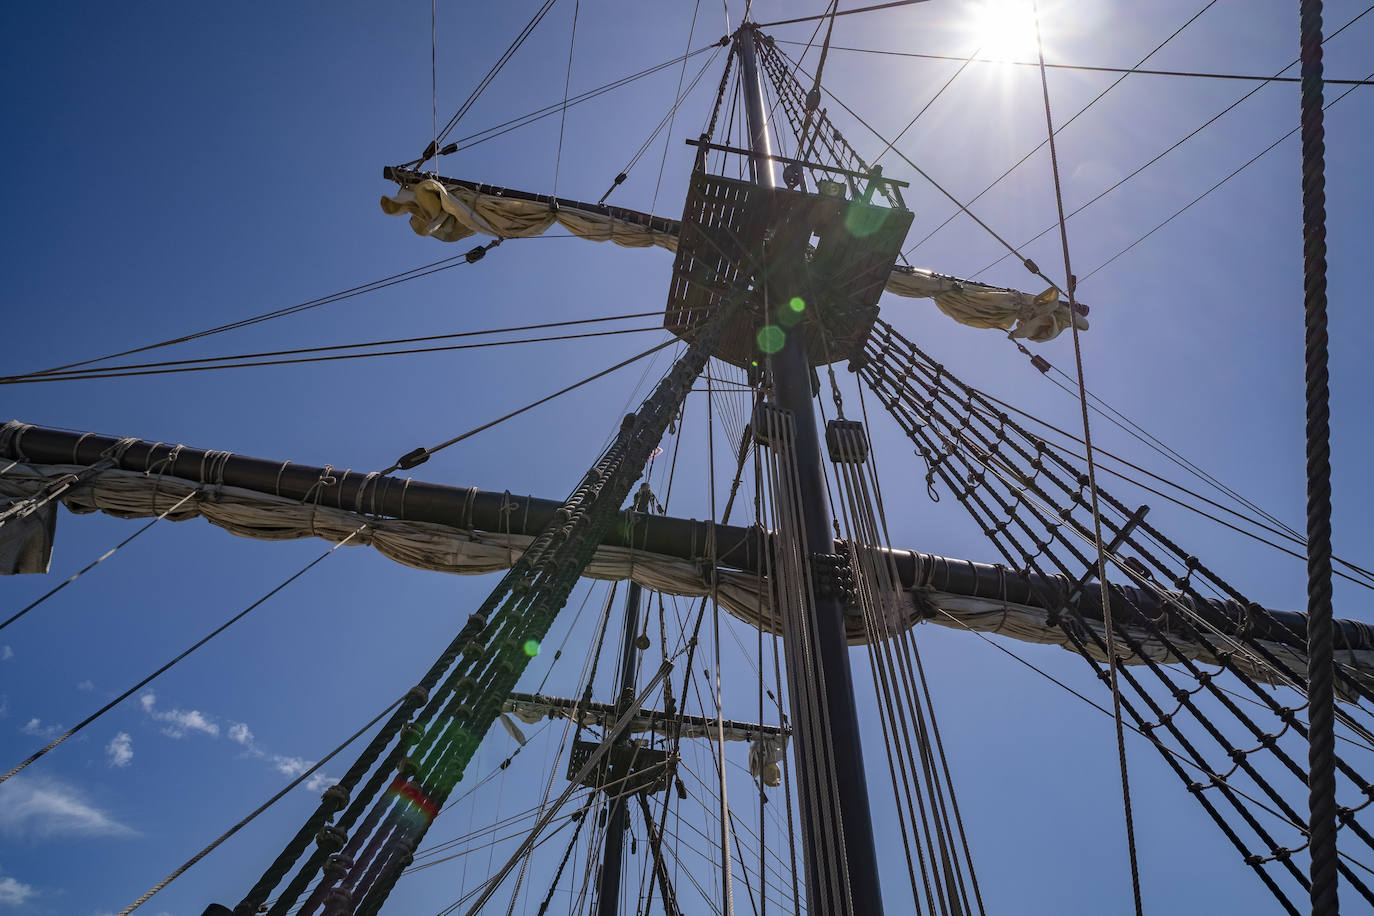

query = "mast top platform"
[663, 140, 913, 369]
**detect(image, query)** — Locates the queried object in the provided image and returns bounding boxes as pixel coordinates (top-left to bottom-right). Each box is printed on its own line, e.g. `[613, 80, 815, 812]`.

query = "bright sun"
[966, 0, 1042, 63]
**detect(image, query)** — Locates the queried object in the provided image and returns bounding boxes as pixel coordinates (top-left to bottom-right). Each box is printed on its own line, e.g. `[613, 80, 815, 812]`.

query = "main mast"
[734, 24, 885, 915]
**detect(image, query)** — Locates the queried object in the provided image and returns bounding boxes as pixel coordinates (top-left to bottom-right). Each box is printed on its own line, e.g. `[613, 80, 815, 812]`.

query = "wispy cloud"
[272, 756, 310, 778]
[139, 692, 219, 739]
[222, 720, 337, 793]
[106, 732, 133, 768]
[76, 680, 94, 692]
[140, 696, 337, 794]
[0, 876, 36, 907]
[0, 646, 12, 661]
[20, 718, 63, 740]
[0, 774, 134, 840]
[305, 773, 338, 793]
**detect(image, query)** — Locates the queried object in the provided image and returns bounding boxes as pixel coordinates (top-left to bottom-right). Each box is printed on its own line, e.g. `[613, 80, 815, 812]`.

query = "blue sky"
[3, 1, 1374, 913]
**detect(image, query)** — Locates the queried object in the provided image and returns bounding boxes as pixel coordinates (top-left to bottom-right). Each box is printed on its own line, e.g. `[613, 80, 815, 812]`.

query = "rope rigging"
[766, 41, 1075, 305]
[0, 324, 668, 385]
[969, 1, 1374, 281]
[1030, 3, 1143, 909]
[1078, 64, 1373, 283]
[1, 526, 367, 785]
[3, 238, 510, 383]
[11, 5, 1369, 913]
[897, 0, 1221, 259]
[857, 319, 1374, 912]
[222, 279, 742, 916]
[1297, 1, 1339, 910]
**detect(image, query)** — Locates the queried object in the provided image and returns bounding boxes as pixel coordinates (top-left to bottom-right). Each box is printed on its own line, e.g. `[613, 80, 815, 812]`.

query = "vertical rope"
[552, 0, 580, 199]
[1298, 1, 1338, 913]
[430, 0, 437, 173]
[1031, 3, 1143, 913]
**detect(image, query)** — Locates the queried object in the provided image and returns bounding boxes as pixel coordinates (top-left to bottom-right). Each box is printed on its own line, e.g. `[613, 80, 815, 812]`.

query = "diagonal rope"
[115, 696, 404, 915]
[1031, 3, 1142, 912]
[896, 0, 1219, 258]
[0, 527, 366, 784]
[0, 489, 199, 633]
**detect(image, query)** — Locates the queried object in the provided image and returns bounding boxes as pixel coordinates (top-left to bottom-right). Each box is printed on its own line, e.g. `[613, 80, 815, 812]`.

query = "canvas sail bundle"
[4, 461, 1365, 695]
[381, 177, 1087, 341]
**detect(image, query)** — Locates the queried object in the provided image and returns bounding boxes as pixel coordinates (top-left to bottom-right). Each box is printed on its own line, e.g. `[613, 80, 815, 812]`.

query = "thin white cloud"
[139, 692, 219, 739]
[0, 646, 12, 661]
[0, 774, 134, 840]
[76, 680, 94, 692]
[271, 756, 310, 778]
[145, 700, 335, 795]
[0, 876, 35, 906]
[0, 695, 8, 718]
[106, 732, 133, 768]
[304, 773, 339, 793]
[20, 718, 63, 740]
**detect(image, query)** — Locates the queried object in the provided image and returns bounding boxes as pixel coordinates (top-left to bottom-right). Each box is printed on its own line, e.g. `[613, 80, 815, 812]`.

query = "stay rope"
[1030, 3, 1142, 912]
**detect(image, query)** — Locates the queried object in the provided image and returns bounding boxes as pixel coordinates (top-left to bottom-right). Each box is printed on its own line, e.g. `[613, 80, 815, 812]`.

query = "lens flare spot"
[788, 297, 806, 313]
[844, 203, 889, 238]
[523, 639, 540, 657]
[756, 325, 785, 354]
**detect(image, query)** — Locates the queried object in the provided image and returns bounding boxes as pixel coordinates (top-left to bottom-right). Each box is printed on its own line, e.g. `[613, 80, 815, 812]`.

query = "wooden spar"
[4, 420, 1370, 660]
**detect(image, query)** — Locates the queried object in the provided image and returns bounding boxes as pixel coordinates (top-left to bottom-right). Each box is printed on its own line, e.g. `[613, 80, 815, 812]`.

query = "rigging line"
[0, 489, 198, 634]
[1080, 68, 1373, 284]
[1297, 2, 1339, 909]
[366, 337, 664, 472]
[1032, 5, 1142, 912]
[871, 41, 982, 168]
[411, 781, 646, 875]
[430, 0, 437, 173]
[854, 381, 987, 915]
[8, 248, 492, 380]
[602, 46, 724, 205]
[0, 309, 688, 382]
[115, 696, 403, 916]
[971, 1, 1374, 279]
[752, 0, 932, 29]
[652, 0, 706, 215]
[896, 1, 1218, 257]
[957, 382, 1374, 587]
[0, 526, 366, 785]
[793, 0, 839, 165]
[431, 0, 559, 147]
[422, 816, 582, 911]
[926, 598, 1374, 878]
[1, 327, 666, 385]
[1033, 356, 1301, 540]
[3, 326, 667, 384]
[438, 43, 723, 157]
[552, 0, 579, 199]
[774, 45, 1072, 300]
[867, 344, 1328, 702]
[459, 663, 677, 915]
[707, 368, 742, 916]
[761, 4, 830, 136]
[671, 764, 801, 897]
[784, 41, 1374, 86]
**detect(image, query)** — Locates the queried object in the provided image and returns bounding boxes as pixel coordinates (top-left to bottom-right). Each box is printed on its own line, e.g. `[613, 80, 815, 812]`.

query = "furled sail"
[380, 172, 1087, 342]
[5, 451, 1369, 697]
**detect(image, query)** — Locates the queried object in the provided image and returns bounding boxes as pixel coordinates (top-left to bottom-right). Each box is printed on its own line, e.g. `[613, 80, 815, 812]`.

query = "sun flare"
[966, 0, 1042, 63]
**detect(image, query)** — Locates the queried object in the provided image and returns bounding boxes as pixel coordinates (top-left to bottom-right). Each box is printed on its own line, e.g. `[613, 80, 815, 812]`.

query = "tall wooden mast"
[734, 24, 885, 915]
